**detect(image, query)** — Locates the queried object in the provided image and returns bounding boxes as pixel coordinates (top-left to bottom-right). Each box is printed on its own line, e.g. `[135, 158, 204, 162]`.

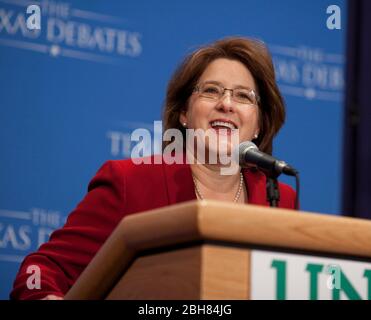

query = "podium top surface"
[117, 200, 371, 259]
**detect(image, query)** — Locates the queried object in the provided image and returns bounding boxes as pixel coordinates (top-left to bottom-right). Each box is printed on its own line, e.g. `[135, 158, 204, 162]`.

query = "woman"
[10, 37, 296, 300]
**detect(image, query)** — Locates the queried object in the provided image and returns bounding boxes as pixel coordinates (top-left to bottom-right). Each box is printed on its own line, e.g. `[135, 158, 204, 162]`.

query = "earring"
[183, 122, 187, 127]
[254, 133, 258, 139]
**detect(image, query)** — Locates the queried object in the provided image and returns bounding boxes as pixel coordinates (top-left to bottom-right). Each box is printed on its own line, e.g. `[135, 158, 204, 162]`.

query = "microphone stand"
[266, 171, 300, 209]
[266, 174, 280, 207]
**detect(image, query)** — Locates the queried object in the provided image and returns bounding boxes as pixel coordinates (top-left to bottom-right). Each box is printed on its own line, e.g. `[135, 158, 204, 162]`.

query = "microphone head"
[238, 141, 258, 166]
[239, 140, 258, 154]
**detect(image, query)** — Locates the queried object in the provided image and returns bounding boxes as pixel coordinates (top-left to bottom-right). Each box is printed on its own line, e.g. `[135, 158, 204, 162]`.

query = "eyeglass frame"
[192, 81, 260, 106]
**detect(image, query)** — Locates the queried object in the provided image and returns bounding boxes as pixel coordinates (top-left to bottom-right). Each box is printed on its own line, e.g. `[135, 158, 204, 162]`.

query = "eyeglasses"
[193, 81, 260, 106]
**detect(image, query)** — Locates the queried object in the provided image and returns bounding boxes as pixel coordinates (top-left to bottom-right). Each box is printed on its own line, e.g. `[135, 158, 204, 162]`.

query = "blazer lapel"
[162, 154, 196, 205]
[243, 168, 269, 206]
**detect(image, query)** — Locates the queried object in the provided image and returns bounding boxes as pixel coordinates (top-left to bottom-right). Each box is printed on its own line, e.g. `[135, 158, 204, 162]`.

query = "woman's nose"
[216, 91, 235, 113]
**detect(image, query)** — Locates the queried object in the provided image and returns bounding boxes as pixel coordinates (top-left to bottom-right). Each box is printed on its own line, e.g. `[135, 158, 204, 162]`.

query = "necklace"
[192, 172, 244, 203]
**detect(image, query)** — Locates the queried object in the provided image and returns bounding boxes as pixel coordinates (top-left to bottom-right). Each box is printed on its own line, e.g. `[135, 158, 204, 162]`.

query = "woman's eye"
[236, 91, 253, 102]
[236, 92, 249, 99]
[204, 87, 219, 93]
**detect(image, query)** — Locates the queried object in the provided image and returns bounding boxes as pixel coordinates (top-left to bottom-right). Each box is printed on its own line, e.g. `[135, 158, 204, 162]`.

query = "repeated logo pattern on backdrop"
[0, 0, 142, 63]
[0, 0, 346, 299]
[271, 45, 343, 102]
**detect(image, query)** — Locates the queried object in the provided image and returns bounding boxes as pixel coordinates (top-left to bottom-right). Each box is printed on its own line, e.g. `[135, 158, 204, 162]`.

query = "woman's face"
[180, 58, 260, 159]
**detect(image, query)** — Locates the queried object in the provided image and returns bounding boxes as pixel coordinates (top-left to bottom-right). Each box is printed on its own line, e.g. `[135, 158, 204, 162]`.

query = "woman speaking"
[11, 36, 296, 300]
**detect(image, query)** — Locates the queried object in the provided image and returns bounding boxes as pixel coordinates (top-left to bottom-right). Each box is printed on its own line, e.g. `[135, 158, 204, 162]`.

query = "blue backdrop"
[0, 0, 346, 299]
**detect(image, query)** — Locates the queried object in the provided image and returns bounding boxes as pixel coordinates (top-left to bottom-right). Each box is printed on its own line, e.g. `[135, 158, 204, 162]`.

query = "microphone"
[238, 141, 298, 177]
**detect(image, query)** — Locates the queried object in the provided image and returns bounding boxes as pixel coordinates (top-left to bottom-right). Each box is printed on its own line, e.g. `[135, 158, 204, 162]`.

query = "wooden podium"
[65, 200, 371, 300]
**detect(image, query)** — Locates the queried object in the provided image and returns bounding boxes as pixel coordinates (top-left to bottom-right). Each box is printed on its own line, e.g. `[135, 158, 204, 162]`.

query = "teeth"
[210, 121, 236, 129]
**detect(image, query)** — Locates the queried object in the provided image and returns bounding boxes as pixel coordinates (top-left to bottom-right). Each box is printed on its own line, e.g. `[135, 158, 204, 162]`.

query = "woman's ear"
[179, 110, 187, 127]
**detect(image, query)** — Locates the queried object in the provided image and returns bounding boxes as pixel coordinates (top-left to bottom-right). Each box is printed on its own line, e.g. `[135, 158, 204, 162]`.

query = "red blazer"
[10, 155, 296, 299]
